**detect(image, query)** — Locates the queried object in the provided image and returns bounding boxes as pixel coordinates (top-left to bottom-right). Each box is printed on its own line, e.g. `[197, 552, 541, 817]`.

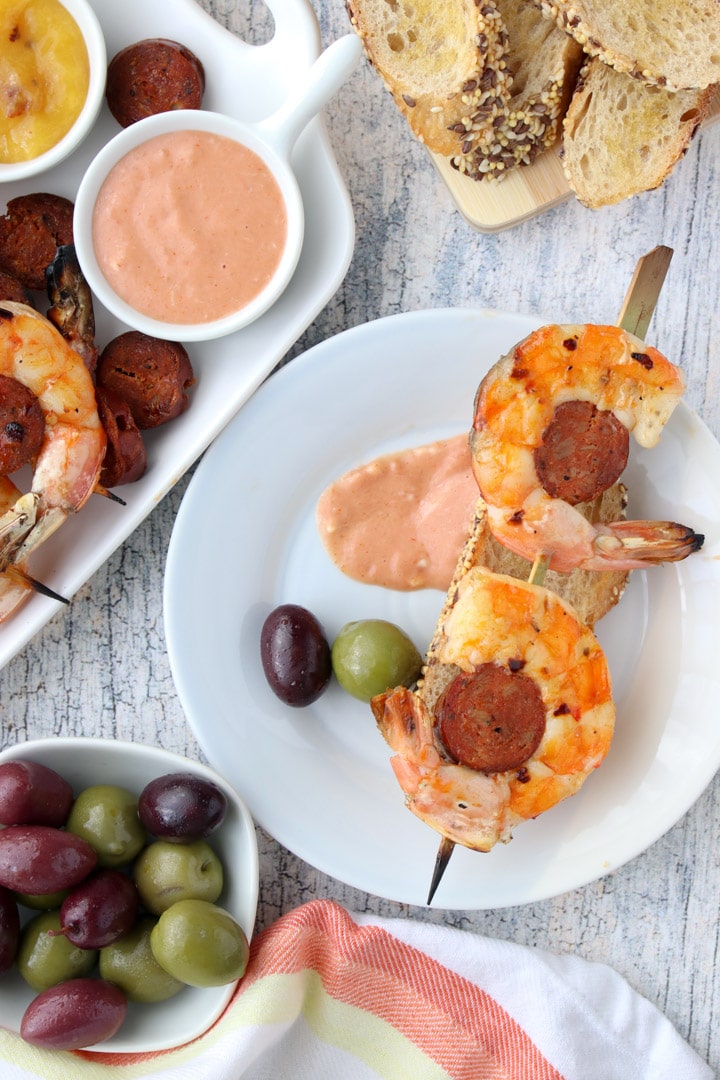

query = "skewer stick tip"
[94, 484, 126, 506]
[6, 567, 69, 605]
[426, 835, 456, 905]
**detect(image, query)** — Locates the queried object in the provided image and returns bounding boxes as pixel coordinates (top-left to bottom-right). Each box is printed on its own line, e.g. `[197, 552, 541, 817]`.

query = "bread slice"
[450, 0, 583, 180]
[562, 59, 715, 208]
[344, 0, 513, 156]
[420, 482, 629, 713]
[534, 0, 720, 91]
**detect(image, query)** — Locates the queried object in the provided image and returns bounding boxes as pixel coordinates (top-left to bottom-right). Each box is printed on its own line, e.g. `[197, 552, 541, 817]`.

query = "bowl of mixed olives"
[0, 737, 258, 1054]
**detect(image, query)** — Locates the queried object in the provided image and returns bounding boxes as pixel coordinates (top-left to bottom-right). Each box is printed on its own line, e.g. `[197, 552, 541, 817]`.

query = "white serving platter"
[0, 0, 355, 669]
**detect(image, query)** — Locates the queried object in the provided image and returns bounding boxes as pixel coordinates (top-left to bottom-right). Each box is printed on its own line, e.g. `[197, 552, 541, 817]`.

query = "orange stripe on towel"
[241, 899, 564, 1080]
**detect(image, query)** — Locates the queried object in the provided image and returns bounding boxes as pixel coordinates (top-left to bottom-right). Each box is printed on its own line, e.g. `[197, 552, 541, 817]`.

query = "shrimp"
[371, 567, 615, 852]
[0, 301, 106, 619]
[470, 323, 703, 572]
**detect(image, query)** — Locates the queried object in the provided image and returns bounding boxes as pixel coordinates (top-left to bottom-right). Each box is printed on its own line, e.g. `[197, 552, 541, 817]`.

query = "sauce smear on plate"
[92, 130, 288, 324]
[316, 433, 478, 591]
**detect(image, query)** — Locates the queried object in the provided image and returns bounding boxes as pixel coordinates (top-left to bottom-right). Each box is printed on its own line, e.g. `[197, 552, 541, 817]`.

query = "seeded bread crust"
[345, 0, 513, 156]
[418, 483, 629, 715]
[534, 0, 720, 91]
[562, 59, 715, 208]
[451, 0, 583, 179]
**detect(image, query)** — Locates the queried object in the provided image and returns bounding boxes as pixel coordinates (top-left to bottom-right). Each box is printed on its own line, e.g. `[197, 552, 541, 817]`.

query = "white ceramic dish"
[0, 0, 355, 669]
[0, 0, 106, 184]
[74, 34, 361, 341]
[164, 308, 720, 910]
[0, 736, 259, 1053]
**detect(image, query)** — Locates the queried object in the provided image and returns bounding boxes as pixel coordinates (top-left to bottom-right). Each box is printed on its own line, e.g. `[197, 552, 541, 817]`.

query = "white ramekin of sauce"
[0, 0, 106, 182]
[73, 34, 362, 342]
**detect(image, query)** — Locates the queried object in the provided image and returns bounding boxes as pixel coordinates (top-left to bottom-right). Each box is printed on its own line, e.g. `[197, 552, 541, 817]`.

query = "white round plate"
[164, 308, 720, 909]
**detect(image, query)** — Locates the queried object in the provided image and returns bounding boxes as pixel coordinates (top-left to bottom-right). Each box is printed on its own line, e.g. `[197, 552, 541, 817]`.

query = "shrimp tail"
[594, 520, 704, 567]
[0, 492, 38, 567]
[45, 244, 98, 373]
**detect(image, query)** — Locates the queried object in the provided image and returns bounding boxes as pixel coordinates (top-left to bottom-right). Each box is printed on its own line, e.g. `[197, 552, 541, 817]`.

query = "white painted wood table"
[1, 0, 719, 1071]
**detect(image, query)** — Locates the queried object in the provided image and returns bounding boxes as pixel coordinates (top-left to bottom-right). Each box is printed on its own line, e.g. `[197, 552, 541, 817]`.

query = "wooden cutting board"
[429, 88, 720, 233]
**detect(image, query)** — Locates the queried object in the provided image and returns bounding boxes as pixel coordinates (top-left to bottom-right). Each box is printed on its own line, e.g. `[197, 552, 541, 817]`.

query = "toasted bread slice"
[344, 0, 512, 156]
[419, 482, 629, 713]
[535, 0, 720, 91]
[562, 59, 715, 208]
[451, 0, 583, 180]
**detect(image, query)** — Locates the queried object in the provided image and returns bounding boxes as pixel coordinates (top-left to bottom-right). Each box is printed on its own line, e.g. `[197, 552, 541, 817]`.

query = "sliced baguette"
[562, 59, 715, 208]
[450, 0, 583, 180]
[419, 482, 629, 714]
[535, 0, 720, 91]
[344, 0, 512, 156]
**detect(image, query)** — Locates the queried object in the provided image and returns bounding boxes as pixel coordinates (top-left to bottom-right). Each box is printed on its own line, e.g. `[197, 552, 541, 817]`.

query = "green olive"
[65, 785, 146, 868]
[133, 839, 223, 915]
[150, 899, 249, 987]
[17, 910, 97, 992]
[99, 917, 184, 1003]
[14, 889, 69, 910]
[331, 619, 422, 702]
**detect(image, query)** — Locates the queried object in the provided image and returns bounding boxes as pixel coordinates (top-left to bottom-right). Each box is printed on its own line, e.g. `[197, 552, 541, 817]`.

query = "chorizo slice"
[96, 331, 195, 429]
[533, 399, 629, 505]
[435, 662, 546, 774]
[0, 374, 45, 474]
[0, 193, 75, 291]
[106, 39, 206, 127]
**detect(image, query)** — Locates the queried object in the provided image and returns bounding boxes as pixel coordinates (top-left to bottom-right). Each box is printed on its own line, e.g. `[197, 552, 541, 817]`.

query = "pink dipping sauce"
[316, 434, 480, 592]
[92, 130, 288, 324]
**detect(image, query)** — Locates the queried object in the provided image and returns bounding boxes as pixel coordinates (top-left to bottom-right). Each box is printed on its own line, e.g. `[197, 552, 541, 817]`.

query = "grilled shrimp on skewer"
[470, 323, 703, 572]
[371, 566, 615, 854]
[0, 302, 106, 620]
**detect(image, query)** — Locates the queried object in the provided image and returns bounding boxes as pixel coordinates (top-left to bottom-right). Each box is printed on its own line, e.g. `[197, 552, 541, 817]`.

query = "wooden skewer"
[6, 566, 69, 605]
[94, 484, 126, 506]
[426, 246, 673, 906]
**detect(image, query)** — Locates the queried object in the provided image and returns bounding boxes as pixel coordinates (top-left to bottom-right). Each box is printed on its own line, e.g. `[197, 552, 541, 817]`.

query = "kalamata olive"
[331, 619, 423, 702]
[57, 869, 139, 949]
[260, 603, 332, 706]
[0, 761, 73, 827]
[138, 772, 227, 841]
[0, 885, 20, 973]
[20, 978, 127, 1050]
[0, 825, 97, 893]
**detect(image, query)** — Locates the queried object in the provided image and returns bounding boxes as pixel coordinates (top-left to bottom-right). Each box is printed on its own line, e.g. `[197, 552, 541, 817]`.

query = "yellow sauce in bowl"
[0, 0, 90, 164]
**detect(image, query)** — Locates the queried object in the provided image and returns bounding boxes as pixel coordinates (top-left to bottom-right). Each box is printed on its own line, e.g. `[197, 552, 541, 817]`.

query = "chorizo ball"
[96, 331, 195, 430]
[106, 39, 206, 127]
[0, 269, 34, 306]
[0, 193, 75, 290]
[96, 387, 147, 488]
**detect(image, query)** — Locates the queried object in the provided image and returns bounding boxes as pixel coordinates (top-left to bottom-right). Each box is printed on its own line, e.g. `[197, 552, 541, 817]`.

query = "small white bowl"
[0, 737, 259, 1055]
[0, 0, 106, 184]
[73, 33, 361, 342]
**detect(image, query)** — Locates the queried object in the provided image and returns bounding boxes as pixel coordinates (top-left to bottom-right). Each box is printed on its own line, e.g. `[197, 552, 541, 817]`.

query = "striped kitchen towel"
[0, 899, 711, 1079]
